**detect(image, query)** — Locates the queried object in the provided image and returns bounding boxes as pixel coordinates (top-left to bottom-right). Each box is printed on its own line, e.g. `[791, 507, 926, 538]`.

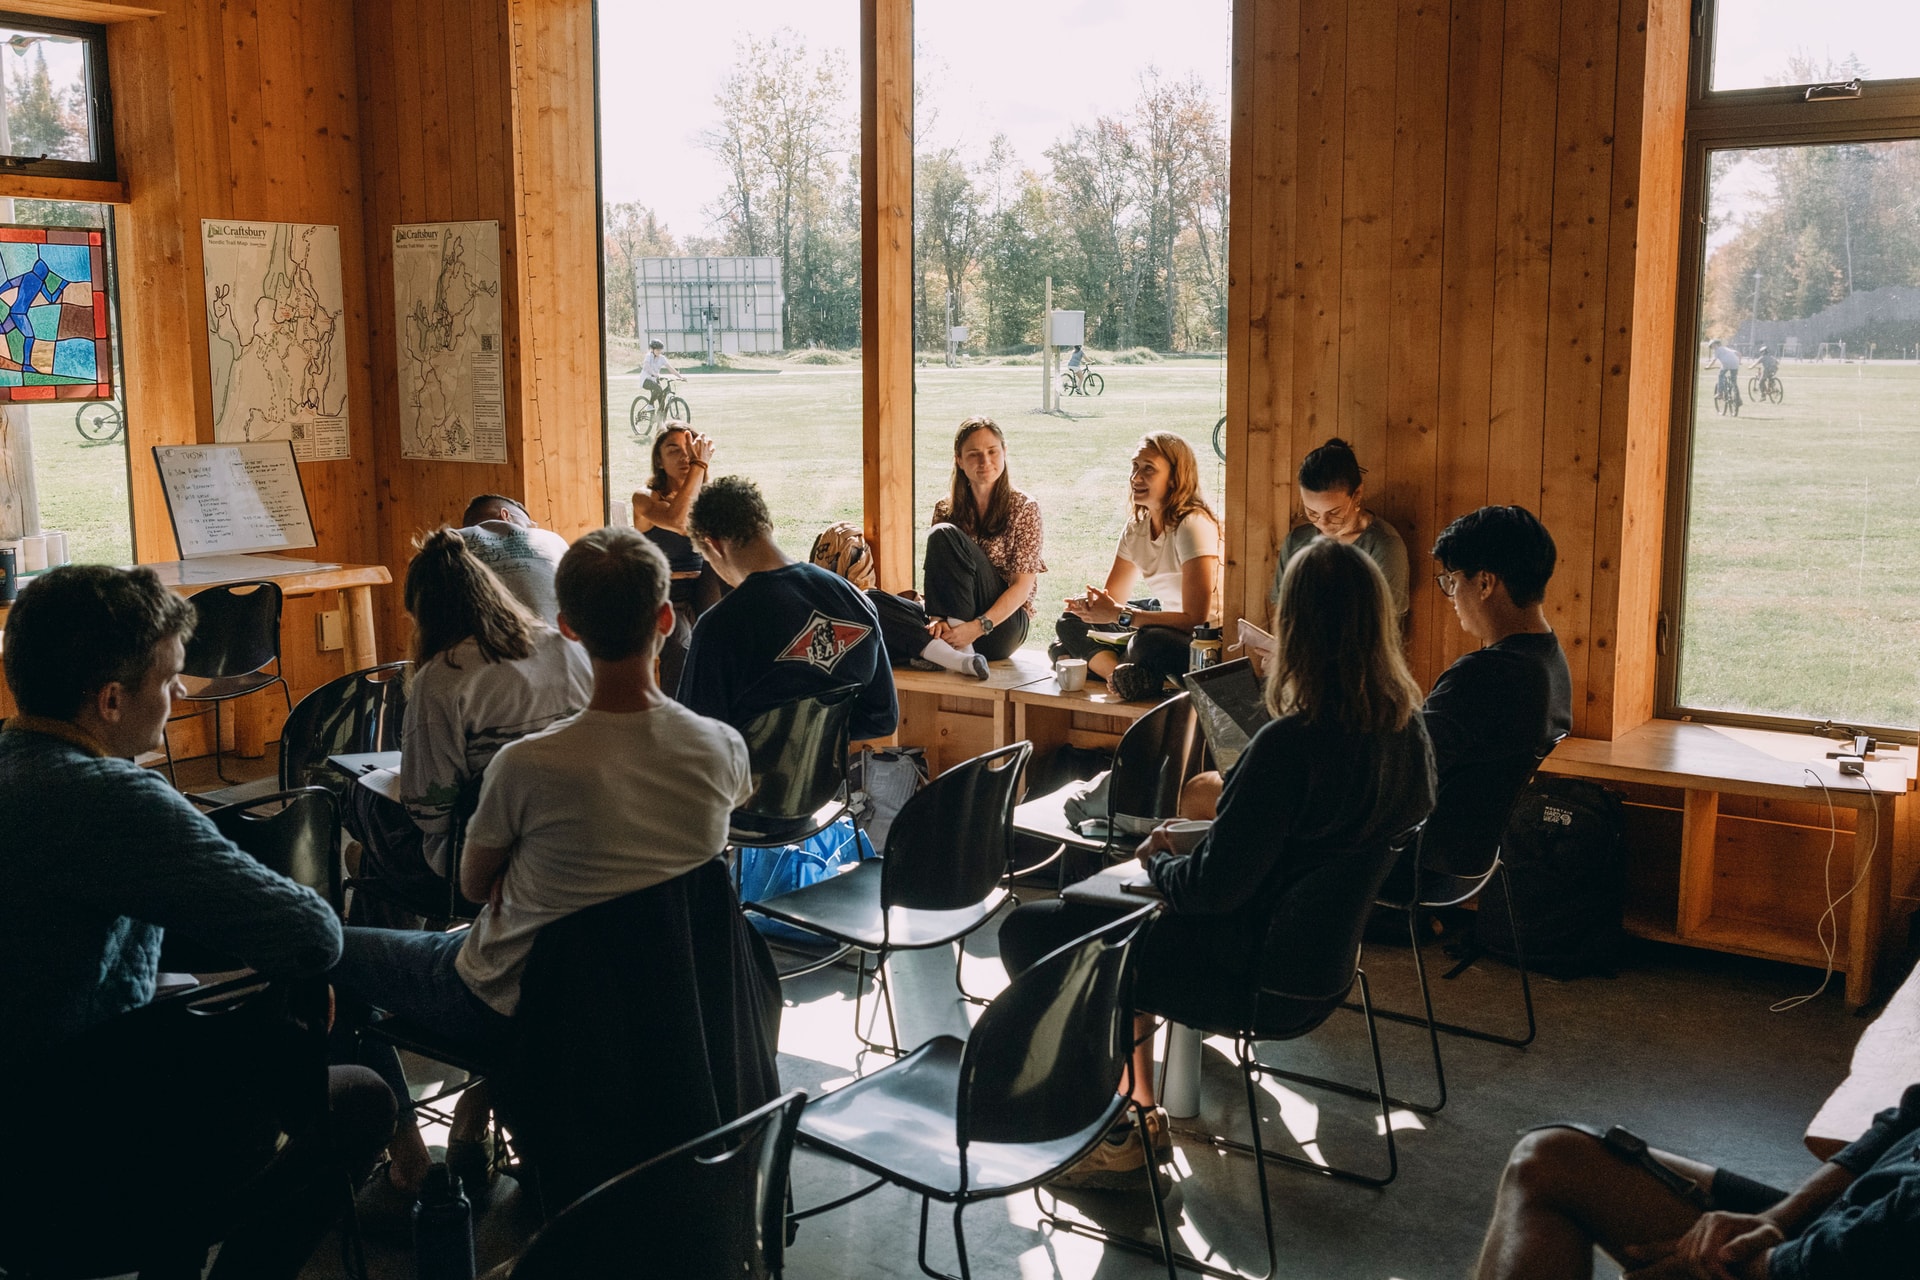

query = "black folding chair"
[1041, 826, 1425, 1280]
[747, 741, 1031, 1056]
[503, 1091, 806, 1280]
[791, 904, 1171, 1280]
[206, 786, 345, 914]
[189, 660, 410, 810]
[1355, 734, 1569, 1112]
[1012, 693, 1200, 886]
[167, 581, 292, 785]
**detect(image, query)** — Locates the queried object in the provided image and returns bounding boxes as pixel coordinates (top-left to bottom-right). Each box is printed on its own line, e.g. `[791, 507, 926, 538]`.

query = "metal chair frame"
[165, 581, 293, 786]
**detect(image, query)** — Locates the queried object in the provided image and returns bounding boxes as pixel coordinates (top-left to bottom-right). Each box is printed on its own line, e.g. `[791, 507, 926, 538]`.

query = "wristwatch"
[1115, 609, 1135, 629]
[975, 614, 995, 635]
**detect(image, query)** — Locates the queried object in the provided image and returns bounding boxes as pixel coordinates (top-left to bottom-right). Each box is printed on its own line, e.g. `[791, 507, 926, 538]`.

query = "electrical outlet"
[315, 609, 343, 652]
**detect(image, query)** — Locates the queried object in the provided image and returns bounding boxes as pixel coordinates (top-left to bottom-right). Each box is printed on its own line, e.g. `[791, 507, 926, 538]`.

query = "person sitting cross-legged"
[0, 565, 394, 1280]
[678, 474, 898, 741]
[1474, 1084, 1920, 1279]
[334, 527, 752, 1219]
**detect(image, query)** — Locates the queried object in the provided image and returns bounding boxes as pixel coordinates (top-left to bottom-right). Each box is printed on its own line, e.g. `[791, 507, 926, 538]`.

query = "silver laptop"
[1181, 658, 1271, 772]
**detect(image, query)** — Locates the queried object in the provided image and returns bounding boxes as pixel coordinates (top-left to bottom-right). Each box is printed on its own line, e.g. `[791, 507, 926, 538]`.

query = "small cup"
[18, 533, 46, 572]
[41, 530, 66, 566]
[1054, 657, 1088, 691]
[1162, 818, 1212, 855]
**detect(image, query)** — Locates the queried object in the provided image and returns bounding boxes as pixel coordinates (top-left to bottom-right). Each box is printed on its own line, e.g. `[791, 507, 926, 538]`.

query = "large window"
[594, 4, 863, 555]
[1664, 1, 1920, 732]
[910, 1, 1231, 643]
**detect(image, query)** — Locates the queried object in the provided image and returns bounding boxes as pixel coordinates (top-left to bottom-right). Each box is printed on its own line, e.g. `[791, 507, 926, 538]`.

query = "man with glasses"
[1419, 504, 1573, 877]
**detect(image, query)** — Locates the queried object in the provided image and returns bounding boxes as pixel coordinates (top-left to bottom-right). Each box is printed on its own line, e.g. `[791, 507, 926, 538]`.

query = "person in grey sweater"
[0, 565, 392, 1280]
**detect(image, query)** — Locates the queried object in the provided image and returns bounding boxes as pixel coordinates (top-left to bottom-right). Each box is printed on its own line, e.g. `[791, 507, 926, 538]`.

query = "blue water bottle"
[412, 1161, 475, 1280]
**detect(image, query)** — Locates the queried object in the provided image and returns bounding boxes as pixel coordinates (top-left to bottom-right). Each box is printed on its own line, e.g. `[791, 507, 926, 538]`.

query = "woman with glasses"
[1275, 437, 1409, 627]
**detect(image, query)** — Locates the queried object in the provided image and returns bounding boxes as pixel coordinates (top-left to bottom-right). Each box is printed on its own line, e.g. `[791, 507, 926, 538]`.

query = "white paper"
[392, 221, 505, 463]
[152, 442, 318, 558]
[202, 220, 350, 461]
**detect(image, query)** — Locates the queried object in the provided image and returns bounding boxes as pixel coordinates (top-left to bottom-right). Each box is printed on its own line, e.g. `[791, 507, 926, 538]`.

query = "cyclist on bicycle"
[1753, 344, 1779, 381]
[640, 339, 679, 420]
[1706, 338, 1742, 409]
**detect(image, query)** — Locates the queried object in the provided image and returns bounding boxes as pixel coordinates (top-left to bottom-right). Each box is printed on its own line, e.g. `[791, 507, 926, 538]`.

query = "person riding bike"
[1753, 344, 1780, 388]
[1707, 339, 1742, 410]
[640, 340, 679, 420]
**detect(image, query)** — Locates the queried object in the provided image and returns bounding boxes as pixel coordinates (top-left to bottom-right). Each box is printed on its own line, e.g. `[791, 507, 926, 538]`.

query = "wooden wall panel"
[1225, 0, 1687, 739]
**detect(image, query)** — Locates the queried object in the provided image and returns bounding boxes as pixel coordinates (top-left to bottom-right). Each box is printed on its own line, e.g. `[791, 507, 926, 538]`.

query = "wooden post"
[862, 0, 914, 593]
[1042, 276, 1053, 413]
[0, 406, 38, 541]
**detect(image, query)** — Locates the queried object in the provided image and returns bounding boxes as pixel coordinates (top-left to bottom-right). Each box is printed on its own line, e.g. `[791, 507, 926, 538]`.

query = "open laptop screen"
[1181, 658, 1272, 773]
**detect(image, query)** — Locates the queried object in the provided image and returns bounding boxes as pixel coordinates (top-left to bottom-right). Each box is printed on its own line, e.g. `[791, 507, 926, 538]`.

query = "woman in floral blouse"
[922, 416, 1046, 662]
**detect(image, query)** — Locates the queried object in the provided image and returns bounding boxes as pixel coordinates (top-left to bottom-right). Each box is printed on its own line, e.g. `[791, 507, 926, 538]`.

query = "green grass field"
[1678, 361, 1920, 727]
[22, 355, 1915, 727]
[604, 360, 1230, 648]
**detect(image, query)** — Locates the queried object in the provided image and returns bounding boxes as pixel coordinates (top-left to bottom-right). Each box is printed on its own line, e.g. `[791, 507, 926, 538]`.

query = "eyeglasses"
[1435, 571, 1461, 598]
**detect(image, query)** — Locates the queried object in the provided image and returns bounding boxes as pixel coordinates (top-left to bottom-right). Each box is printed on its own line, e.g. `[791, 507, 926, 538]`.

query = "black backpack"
[1475, 776, 1627, 977]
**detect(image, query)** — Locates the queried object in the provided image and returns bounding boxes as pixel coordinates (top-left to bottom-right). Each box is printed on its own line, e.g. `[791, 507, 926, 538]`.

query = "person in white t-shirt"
[456, 494, 570, 625]
[640, 339, 678, 418]
[1054, 431, 1221, 701]
[332, 526, 751, 1216]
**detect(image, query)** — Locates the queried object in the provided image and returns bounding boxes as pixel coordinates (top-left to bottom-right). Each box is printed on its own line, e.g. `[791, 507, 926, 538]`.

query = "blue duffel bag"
[738, 817, 876, 946]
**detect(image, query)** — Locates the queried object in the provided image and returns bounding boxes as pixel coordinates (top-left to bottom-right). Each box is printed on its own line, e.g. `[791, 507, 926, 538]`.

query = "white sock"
[920, 637, 978, 672]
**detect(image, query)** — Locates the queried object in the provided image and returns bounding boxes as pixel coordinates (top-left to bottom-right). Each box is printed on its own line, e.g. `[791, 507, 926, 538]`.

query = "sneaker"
[352, 1162, 419, 1242]
[908, 656, 942, 672]
[1050, 1112, 1168, 1190]
[966, 654, 991, 681]
[1107, 662, 1166, 703]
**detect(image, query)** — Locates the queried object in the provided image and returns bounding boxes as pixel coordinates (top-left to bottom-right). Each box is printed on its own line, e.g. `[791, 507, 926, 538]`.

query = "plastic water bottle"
[412, 1162, 475, 1280]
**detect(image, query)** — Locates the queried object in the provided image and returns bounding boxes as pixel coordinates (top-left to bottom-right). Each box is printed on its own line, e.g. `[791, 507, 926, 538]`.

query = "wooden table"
[888, 650, 1055, 775]
[0, 554, 393, 753]
[1539, 720, 1916, 1008]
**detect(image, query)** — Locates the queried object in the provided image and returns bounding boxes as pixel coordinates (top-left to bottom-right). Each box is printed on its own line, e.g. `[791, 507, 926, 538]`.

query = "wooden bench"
[1806, 956, 1920, 1158]
[1538, 720, 1916, 1009]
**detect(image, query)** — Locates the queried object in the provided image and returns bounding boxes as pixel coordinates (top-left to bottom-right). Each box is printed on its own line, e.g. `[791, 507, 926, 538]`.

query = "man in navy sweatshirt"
[0, 564, 392, 1280]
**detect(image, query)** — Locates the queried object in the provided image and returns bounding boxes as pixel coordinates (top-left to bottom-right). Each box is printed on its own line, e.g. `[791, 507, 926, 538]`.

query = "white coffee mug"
[1055, 657, 1088, 691]
[18, 533, 46, 572]
[1163, 818, 1213, 855]
[42, 530, 66, 566]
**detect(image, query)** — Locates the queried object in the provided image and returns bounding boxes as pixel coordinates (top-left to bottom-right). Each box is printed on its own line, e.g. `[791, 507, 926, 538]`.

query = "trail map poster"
[0, 226, 112, 403]
[391, 221, 505, 463]
[202, 220, 350, 461]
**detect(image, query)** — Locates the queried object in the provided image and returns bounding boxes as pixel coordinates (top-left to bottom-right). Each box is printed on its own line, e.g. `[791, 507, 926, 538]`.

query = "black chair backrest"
[1108, 693, 1200, 827]
[1420, 731, 1570, 887]
[880, 741, 1031, 913]
[205, 787, 343, 914]
[279, 661, 410, 792]
[732, 681, 862, 826]
[507, 1090, 807, 1280]
[181, 581, 283, 680]
[0, 978, 330, 1276]
[1252, 825, 1424, 1038]
[958, 903, 1157, 1149]
[501, 858, 784, 1213]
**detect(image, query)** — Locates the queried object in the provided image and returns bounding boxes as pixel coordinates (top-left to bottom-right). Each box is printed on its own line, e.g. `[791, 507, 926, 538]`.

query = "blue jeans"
[330, 927, 511, 1116]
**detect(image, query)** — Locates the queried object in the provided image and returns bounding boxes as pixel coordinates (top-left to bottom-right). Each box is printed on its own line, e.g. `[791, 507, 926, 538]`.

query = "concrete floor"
[171, 753, 1882, 1280]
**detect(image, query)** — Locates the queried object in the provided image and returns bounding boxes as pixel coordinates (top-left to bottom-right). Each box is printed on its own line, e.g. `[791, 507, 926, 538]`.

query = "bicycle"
[1058, 361, 1104, 398]
[73, 400, 124, 443]
[1712, 368, 1742, 417]
[1213, 413, 1226, 461]
[629, 375, 691, 441]
[1746, 371, 1784, 404]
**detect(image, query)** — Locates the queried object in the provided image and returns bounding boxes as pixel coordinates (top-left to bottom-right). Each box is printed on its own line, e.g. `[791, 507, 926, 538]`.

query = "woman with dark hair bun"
[1277, 437, 1410, 624]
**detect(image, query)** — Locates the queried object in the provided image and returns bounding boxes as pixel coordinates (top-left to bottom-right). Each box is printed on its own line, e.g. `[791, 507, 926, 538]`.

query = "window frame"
[1657, 1, 1920, 739]
[0, 12, 117, 183]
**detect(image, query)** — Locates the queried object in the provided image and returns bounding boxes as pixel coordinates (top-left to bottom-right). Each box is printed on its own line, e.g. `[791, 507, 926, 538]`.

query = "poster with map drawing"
[201, 220, 350, 461]
[392, 221, 504, 463]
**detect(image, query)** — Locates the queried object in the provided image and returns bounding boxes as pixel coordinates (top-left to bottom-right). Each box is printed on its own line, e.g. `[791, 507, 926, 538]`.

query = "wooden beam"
[862, 0, 913, 592]
[2, 2, 161, 21]
[0, 173, 127, 205]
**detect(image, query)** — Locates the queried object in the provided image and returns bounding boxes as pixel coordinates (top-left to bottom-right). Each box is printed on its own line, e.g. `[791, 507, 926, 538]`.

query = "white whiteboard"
[152, 442, 319, 558]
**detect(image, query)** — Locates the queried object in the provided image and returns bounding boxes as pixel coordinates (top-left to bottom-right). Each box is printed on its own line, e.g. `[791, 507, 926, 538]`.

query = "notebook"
[1181, 657, 1272, 772]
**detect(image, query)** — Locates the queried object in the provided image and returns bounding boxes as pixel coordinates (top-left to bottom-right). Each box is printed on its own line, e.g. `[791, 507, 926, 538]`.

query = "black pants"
[1053, 614, 1192, 685]
[662, 565, 728, 697]
[922, 523, 1029, 660]
[344, 783, 447, 927]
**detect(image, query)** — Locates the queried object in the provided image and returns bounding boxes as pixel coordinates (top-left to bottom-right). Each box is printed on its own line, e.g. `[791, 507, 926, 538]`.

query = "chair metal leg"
[1213, 970, 1398, 1188]
[953, 897, 1012, 1007]
[210, 700, 234, 784]
[913, 1194, 971, 1280]
[850, 949, 903, 1059]
[1040, 1098, 1270, 1279]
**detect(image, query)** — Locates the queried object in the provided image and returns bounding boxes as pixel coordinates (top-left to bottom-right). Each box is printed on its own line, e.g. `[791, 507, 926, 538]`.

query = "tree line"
[600, 28, 1229, 355]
